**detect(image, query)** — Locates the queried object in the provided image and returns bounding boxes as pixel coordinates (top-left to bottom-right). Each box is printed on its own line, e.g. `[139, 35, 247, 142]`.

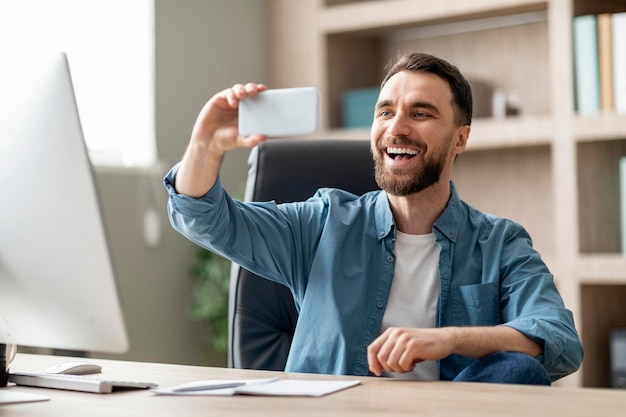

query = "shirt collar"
[374, 191, 394, 241]
[374, 181, 463, 242]
[433, 181, 463, 243]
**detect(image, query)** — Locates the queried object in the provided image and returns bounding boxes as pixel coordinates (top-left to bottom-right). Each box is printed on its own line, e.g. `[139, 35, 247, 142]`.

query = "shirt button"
[379, 231, 385, 236]
[376, 301, 383, 309]
[386, 255, 393, 263]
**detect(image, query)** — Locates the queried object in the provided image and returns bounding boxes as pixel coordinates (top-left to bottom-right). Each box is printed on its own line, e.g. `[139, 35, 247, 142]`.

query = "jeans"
[452, 351, 551, 385]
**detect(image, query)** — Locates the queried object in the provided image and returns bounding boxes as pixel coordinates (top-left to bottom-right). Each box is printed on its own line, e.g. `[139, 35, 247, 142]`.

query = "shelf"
[313, 115, 553, 149]
[319, 0, 547, 34]
[580, 283, 626, 388]
[577, 138, 626, 254]
[576, 255, 626, 283]
[323, 13, 550, 129]
[468, 115, 552, 150]
[313, 128, 370, 140]
[453, 144, 554, 257]
[574, 113, 626, 142]
[573, 0, 626, 16]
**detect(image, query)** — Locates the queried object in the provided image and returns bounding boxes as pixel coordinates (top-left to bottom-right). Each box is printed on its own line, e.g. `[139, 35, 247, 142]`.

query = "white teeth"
[387, 147, 418, 155]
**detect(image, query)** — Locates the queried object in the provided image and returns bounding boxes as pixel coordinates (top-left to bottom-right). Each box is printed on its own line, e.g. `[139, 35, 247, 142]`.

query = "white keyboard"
[9, 372, 158, 394]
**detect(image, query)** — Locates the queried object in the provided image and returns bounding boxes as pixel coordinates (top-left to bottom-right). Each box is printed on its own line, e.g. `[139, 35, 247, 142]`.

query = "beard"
[373, 134, 450, 196]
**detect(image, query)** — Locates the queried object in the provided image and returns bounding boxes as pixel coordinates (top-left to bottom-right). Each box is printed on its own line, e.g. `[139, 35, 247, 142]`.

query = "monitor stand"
[0, 344, 49, 405]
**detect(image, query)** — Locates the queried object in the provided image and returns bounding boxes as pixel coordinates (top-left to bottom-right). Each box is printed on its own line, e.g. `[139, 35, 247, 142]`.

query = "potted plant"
[190, 248, 231, 365]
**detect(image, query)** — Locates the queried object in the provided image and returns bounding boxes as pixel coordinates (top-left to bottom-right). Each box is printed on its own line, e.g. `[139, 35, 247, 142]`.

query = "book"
[613, 13, 626, 114]
[598, 13, 614, 112]
[620, 157, 626, 256]
[342, 87, 380, 128]
[573, 15, 601, 114]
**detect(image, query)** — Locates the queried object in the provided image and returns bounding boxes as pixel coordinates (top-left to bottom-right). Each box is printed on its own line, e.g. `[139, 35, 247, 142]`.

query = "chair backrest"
[228, 138, 379, 370]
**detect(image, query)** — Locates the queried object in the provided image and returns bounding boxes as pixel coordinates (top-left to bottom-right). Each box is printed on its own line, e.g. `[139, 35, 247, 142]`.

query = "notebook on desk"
[9, 372, 158, 394]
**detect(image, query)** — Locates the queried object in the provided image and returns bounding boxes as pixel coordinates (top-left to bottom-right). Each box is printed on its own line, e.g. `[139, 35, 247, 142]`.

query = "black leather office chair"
[228, 138, 379, 370]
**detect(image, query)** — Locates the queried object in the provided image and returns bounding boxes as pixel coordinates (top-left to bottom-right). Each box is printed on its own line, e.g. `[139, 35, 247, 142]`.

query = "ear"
[452, 125, 470, 156]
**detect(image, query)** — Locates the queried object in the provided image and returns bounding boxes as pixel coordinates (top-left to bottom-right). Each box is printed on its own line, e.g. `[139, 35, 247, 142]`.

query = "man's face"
[370, 70, 466, 196]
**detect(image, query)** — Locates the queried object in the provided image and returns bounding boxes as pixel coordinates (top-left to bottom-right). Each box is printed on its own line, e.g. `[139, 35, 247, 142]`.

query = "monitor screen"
[0, 53, 129, 358]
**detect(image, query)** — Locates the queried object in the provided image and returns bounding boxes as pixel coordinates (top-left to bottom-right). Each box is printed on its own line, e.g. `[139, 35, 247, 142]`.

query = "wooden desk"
[2, 354, 625, 416]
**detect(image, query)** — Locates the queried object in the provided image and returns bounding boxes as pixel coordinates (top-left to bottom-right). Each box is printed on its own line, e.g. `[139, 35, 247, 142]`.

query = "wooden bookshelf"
[267, 0, 626, 388]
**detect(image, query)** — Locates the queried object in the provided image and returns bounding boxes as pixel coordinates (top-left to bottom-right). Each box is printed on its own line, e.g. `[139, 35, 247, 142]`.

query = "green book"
[573, 15, 601, 114]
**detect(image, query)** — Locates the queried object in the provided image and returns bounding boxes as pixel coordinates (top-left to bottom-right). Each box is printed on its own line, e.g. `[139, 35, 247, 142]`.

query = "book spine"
[621, 157, 626, 255]
[598, 13, 614, 112]
[613, 13, 626, 114]
[573, 15, 601, 115]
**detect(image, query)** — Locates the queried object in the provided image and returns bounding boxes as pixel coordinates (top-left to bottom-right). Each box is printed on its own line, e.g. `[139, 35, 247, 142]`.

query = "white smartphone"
[239, 87, 319, 137]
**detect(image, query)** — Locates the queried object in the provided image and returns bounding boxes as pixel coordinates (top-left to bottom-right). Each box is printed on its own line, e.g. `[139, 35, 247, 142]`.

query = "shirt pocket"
[450, 282, 500, 326]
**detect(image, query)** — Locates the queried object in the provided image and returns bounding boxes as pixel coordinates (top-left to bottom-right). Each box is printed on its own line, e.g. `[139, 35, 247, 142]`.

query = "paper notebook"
[151, 378, 360, 397]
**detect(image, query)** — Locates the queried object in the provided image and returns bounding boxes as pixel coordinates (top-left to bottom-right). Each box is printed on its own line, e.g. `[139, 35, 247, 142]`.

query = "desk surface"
[2, 354, 625, 416]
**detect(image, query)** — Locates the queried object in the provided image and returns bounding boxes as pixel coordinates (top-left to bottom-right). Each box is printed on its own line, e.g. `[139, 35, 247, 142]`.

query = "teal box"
[342, 87, 380, 128]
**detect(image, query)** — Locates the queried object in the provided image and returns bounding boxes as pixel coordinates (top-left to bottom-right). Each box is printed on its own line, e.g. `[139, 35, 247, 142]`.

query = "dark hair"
[381, 52, 472, 126]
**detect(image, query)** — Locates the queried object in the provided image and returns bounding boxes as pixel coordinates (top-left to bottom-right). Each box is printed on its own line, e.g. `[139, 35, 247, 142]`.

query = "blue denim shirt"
[164, 166, 583, 381]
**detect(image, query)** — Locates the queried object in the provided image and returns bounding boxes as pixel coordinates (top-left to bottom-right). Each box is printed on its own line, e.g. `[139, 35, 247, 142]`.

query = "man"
[164, 52, 583, 384]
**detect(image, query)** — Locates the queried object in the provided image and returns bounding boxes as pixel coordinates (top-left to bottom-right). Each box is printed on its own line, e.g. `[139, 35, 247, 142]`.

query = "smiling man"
[164, 52, 583, 384]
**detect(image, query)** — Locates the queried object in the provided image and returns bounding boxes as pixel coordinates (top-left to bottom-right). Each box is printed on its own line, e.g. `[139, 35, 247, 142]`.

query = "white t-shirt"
[379, 231, 441, 380]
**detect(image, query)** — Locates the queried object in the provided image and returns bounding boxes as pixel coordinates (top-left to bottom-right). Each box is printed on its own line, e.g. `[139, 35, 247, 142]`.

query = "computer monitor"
[0, 53, 129, 385]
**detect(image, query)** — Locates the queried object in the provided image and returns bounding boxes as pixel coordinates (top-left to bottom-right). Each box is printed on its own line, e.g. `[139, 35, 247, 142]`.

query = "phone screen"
[239, 87, 319, 137]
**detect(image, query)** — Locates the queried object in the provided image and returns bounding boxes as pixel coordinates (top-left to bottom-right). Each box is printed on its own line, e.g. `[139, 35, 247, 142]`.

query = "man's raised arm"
[174, 83, 267, 198]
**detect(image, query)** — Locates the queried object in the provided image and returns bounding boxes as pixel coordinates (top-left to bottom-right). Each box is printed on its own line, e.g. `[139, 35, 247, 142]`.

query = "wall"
[93, 0, 268, 365]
